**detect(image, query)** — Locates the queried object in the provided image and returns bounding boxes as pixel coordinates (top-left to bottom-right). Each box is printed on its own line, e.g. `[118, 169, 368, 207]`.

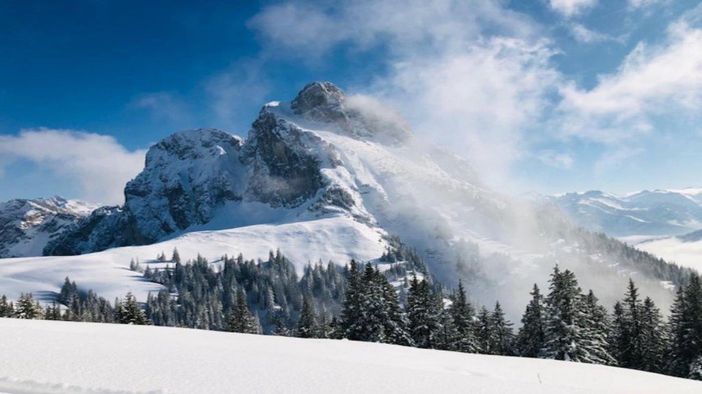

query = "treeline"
[2, 249, 702, 381]
[0, 285, 148, 325]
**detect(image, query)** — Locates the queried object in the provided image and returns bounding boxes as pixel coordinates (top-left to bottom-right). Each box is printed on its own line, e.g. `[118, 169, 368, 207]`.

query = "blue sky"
[1, 0, 702, 203]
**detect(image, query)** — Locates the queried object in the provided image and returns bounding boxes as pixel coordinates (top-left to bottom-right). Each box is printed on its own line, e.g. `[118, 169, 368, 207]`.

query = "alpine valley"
[0, 82, 690, 319]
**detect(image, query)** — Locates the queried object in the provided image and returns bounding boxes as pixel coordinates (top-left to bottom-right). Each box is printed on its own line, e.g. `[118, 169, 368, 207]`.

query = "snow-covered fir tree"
[407, 275, 442, 349]
[542, 266, 610, 363]
[229, 288, 258, 334]
[516, 284, 545, 357]
[447, 280, 478, 353]
[14, 293, 43, 319]
[296, 296, 317, 338]
[668, 273, 702, 379]
[115, 292, 148, 325]
[490, 302, 514, 356]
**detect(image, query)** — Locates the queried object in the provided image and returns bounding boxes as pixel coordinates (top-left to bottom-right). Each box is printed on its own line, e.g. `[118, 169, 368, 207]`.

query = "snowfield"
[0, 319, 699, 394]
[0, 216, 386, 302]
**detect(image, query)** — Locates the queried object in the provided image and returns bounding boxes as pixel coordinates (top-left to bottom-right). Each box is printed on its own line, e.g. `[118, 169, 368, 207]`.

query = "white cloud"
[370, 38, 558, 185]
[568, 23, 618, 44]
[0, 129, 145, 204]
[557, 17, 702, 143]
[548, 0, 597, 17]
[249, 1, 539, 60]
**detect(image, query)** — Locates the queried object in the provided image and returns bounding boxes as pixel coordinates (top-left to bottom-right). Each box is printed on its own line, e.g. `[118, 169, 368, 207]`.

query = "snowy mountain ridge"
[548, 189, 702, 238]
[0, 196, 95, 258]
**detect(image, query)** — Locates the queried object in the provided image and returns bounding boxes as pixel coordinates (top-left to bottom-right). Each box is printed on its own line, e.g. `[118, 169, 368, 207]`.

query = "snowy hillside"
[0, 216, 385, 302]
[549, 189, 702, 239]
[0, 197, 95, 258]
[0, 319, 699, 394]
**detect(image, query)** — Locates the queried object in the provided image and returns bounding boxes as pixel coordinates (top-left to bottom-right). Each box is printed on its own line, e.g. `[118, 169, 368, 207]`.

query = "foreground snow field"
[0, 319, 699, 394]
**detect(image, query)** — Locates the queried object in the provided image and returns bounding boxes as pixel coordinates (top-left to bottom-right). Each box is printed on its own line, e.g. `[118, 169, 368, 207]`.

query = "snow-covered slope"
[0, 319, 699, 394]
[0, 216, 385, 302]
[0, 197, 95, 258]
[550, 189, 702, 239]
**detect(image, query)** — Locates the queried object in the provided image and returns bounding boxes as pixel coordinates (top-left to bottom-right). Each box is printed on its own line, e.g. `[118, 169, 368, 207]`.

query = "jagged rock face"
[291, 81, 349, 125]
[291, 81, 411, 144]
[243, 112, 327, 207]
[46, 129, 248, 254]
[43, 206, 137, 256]
[0, 197, 94, 257]
[44, 82, 400, 255]
[124, 129, 247, 240]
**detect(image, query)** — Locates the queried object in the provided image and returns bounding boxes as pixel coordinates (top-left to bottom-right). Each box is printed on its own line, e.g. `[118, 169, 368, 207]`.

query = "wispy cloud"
[568, 22, 621, 44]
[537, 150, 575, 169]
[548, 0, 598, 18]
[205, 59, 271, 132]
[129, 92, 192, 124]
[0, 129, 145, 204]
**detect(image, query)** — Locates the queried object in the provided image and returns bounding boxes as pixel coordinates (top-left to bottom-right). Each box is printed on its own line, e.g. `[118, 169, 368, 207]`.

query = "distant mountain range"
[548, 188, 702, 239]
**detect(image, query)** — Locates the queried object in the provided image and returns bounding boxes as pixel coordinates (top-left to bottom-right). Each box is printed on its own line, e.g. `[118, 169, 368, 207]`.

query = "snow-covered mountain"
[2, 319, 699, 394]
[549, 189, 702, 239]
[0, 82, 689, 318]
[0, 196, 95, 258]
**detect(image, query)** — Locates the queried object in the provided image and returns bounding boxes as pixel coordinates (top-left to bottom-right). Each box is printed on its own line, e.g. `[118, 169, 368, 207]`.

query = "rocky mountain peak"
[0, 196, 95, 257]
[290, 81, 348, 127]
[291, 82, 345, 114]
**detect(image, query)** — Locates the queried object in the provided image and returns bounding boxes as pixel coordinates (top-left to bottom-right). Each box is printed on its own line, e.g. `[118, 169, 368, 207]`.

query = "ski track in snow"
[0, 319, 700, 394]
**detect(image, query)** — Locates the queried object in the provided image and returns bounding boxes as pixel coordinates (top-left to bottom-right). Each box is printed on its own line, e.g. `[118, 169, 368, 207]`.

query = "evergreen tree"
[668, 273, 702, 378]
[490, 302, 514, 355]
[229, 288, 258, 334]
[542, 266, 606, 363]
[448, 280, 478, 353]
[172, 248, 181, 264]
[640, 297, 667, 373]
[296, 296, 317, 338]
[407, 276, 442, 348]
[14, 293, 42, 319]
[115, 292, 148, 325]
[271, 308, 291, 336]
[339, 261, 365, 340]
[0, 295, 13, 317]
[581, 290, 615, 365]
[44, 302, 62, 320]
[476, 306, 493, 354]
[516, 284, 545, 357]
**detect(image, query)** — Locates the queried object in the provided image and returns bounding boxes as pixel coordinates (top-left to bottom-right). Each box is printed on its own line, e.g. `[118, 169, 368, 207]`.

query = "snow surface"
[0, 319, 699, 394]
[0, 216, 386, 302]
